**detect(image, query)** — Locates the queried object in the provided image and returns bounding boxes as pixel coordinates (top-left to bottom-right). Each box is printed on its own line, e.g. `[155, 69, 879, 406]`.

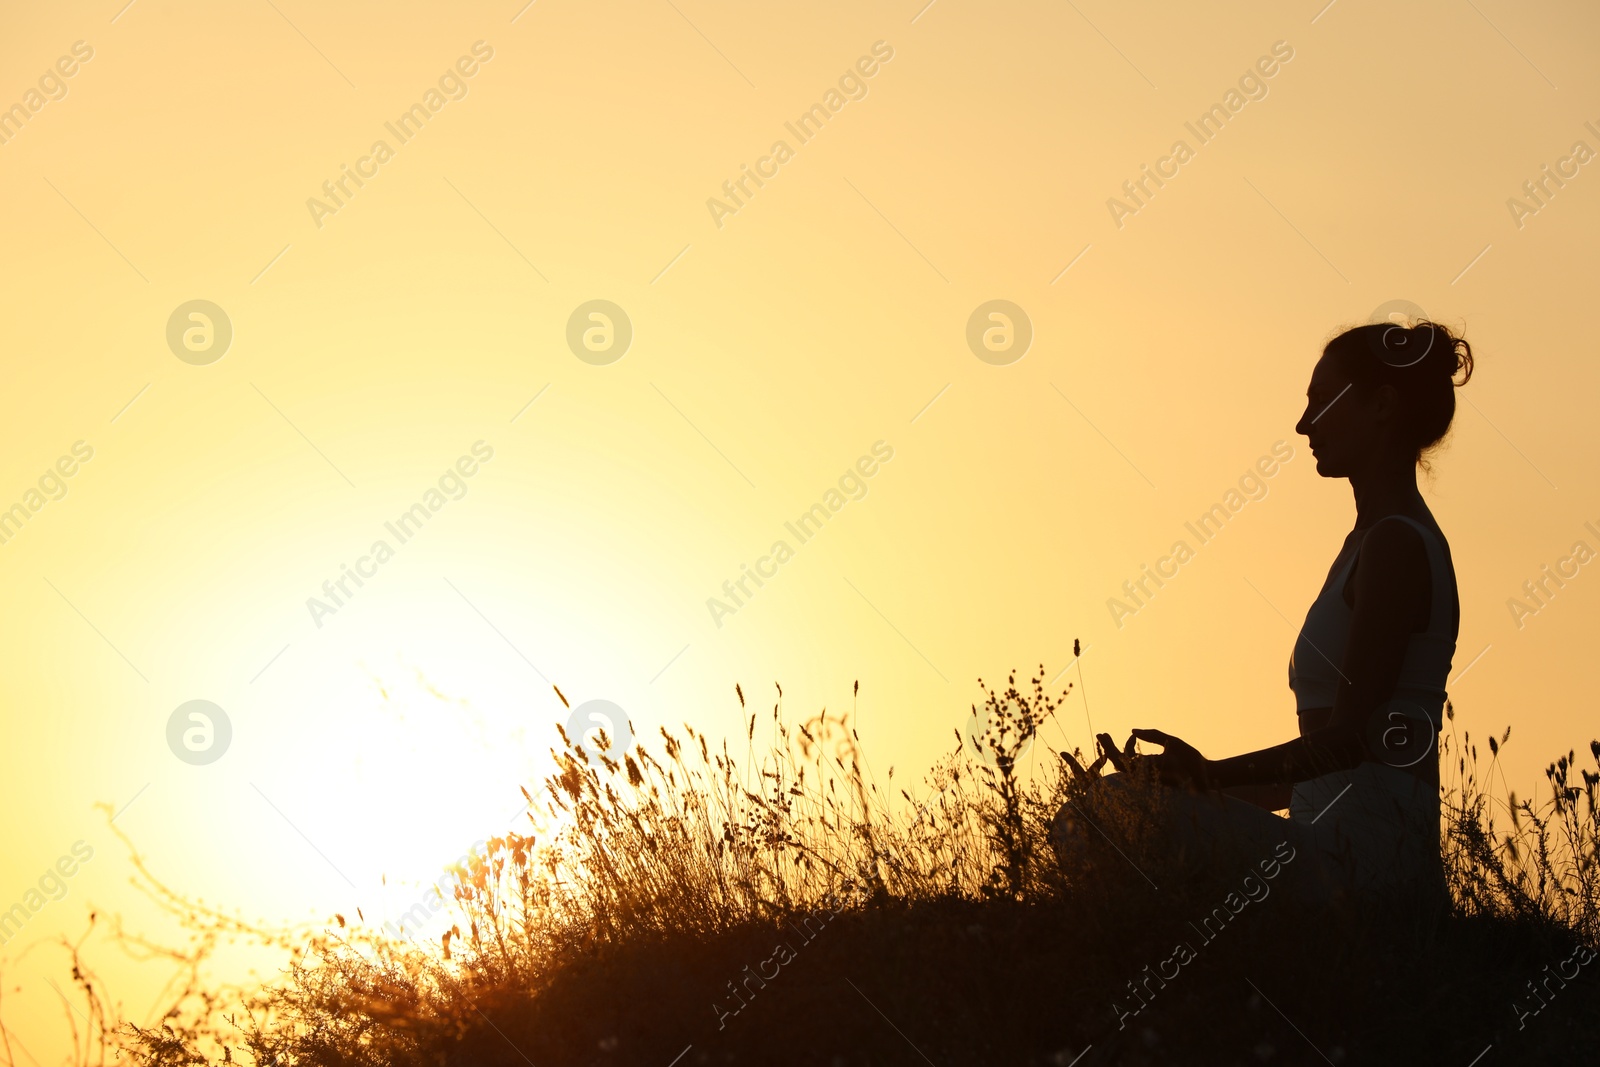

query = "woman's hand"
[1128, 728, 1213, 791]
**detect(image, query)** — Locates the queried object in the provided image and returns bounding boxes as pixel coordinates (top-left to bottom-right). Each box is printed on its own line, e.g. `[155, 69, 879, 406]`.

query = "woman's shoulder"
[1355, 511, 1457, 594]
[1364, 510, 1449, 553]
[1358, 517, 1432, 570]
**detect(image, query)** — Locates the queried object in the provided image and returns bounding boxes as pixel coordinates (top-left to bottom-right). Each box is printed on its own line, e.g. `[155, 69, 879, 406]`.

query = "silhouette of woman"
[1053, 318, 1474, 903]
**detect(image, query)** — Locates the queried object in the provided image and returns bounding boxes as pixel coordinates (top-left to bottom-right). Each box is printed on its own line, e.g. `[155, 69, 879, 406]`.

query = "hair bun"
[1331, 314, 1474, 472]
[1413, 321, 1473, 387]
[1368, 318, 1472, 387]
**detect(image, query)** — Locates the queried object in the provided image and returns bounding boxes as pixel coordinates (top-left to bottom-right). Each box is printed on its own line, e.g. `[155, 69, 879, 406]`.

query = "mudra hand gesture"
[1097, 729, 1213, 790]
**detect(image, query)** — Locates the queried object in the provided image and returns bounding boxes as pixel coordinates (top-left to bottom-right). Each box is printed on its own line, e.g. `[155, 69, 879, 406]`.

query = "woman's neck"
[1349, 455, 1423, 529]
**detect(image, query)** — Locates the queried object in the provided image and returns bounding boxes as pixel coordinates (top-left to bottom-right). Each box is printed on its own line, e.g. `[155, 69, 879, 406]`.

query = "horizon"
[2, 1, 1597, 1059]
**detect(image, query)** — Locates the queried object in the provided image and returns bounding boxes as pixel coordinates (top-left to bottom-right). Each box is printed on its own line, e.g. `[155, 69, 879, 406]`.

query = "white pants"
[1051, 762, 1442, 904]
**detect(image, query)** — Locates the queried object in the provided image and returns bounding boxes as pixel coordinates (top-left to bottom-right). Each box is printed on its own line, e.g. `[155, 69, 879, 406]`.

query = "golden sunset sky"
[2, 0, 1596, 1053]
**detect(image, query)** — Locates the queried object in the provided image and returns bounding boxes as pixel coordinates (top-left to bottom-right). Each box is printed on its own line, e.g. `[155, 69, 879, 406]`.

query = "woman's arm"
[1168, 519, 1433, 790]
[1223, 782, 1292, 812]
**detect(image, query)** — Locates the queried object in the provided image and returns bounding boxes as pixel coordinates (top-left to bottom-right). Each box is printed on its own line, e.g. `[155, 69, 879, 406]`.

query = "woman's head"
[1295, 319, 1474, 477]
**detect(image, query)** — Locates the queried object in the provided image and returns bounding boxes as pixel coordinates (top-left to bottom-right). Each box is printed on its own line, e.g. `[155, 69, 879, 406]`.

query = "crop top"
[1287, 514, 1459, 729]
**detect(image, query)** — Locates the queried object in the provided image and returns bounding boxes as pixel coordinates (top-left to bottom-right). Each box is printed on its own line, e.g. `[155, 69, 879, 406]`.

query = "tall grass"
[1440, 706, 1600, 943]
[22, 673, 1599, 1065]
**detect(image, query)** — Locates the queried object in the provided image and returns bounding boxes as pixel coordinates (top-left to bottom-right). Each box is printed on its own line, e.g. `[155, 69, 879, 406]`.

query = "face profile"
[1295, 319, 1474, 481]
[1296, 355, 1377, 480]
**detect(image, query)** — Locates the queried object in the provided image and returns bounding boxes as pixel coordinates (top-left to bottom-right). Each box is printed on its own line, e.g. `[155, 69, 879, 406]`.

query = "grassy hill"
[66, 673, 1600, 1064]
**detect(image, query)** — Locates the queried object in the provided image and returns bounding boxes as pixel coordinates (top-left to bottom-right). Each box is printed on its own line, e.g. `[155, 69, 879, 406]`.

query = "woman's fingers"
[1096, 733, 1130, 773]
[1130, 728, 1174, 748]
